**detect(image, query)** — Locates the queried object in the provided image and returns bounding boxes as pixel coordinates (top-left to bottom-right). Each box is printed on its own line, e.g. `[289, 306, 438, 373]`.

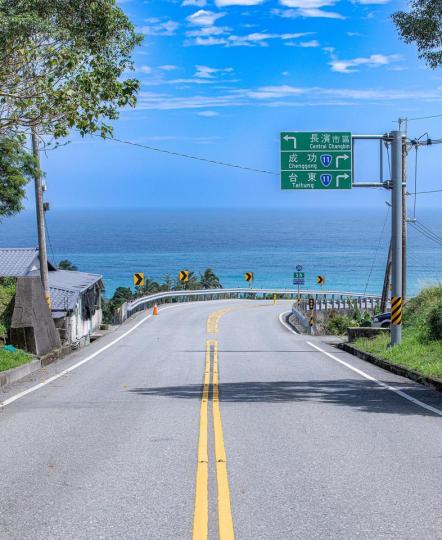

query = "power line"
[410, 221, 442, 246]
[401, 113, 442, 122]
[415, 220, 442, 244]
[408, 189, 442, 195]
[95, 134, 279, 176]
[364, 207, 390, 295]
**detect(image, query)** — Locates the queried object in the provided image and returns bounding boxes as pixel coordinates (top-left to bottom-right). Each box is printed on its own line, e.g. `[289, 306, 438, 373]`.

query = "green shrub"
[0, 278, 16, 336]
[325, 313, 356, 335]
[426, 300, 442, 341]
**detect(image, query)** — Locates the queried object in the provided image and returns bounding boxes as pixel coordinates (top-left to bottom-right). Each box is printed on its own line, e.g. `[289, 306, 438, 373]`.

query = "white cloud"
[191, 36, 229, 46]
[197, 110, 219, 116]
[215, 0, 265, 5]
[187, 9, 226, 26]
[182, 0, 206, 6]
[330, 53, 402, 73]
[195, 65, 234, 78]
[159, 65, 179, 71]
[139, 20, 179, 36]
[299, 40, 320, 47]
[138, 65, 153, 74]
[353, 0, 391, 4]
[136, 85, 442, 111]
[273, 1, 345, 19]
[186, 25, 230, 37]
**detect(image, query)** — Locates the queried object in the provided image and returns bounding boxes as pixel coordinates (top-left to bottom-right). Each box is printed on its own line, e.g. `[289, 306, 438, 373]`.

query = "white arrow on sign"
[283, 134, 297, 149]
[336, 154, 350, 168]
[336, 173, 350, 188]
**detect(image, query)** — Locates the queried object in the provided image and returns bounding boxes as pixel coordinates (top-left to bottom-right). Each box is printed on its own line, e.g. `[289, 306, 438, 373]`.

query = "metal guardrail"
[115, 288, 382, 324]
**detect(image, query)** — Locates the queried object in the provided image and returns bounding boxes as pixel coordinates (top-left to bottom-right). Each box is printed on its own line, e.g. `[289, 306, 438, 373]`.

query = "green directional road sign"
[293, 272, 305, 279]
[281, 131, 352, 190]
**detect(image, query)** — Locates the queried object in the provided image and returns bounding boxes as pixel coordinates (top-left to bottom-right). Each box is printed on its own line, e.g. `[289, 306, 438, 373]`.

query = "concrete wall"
[10, 277, 61, 356]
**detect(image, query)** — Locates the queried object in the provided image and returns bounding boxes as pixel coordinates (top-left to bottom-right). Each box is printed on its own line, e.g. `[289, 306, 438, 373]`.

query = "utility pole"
[381, 240, 392, 313]
[390, 130, 403, 346]
[398, 118, 408, 305]
[402, 142, 407, 304]
[31, 128, 51, 309]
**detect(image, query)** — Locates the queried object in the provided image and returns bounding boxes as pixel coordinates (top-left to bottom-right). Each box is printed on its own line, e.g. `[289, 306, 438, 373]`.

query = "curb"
[337, 342, 442, 393]
[0, 358, 41, 388]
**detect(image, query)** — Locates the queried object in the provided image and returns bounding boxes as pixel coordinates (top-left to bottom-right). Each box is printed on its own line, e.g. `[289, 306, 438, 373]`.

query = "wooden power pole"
[31, 128, 51, 308]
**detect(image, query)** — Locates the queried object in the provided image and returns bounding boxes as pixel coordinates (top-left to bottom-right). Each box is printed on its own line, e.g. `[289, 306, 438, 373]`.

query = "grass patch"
[0, 348, 31, 372]
[354, 285, 442, 380]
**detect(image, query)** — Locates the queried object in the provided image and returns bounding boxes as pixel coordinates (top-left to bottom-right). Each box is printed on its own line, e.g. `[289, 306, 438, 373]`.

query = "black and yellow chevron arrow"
[316, 275, 325, 286]
[133, 273, 144, 287]
[244, 272, 254, 283]
[391, 296, 403, 325]
[179, 270, 190, 283]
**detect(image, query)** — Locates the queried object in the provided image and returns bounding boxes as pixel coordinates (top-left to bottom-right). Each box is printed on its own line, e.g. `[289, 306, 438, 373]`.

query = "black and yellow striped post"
[391, 296, 403, 326]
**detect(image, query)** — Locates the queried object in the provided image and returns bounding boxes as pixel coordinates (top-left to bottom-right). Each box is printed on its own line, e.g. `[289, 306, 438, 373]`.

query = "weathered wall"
[10, 277, 61, 356]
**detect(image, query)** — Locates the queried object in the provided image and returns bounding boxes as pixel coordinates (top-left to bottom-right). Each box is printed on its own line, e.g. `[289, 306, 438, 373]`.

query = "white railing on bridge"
[115, 288, 382, 324]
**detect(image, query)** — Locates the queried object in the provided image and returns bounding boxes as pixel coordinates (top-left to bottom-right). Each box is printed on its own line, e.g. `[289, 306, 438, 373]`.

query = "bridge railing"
[114, 288, 382, 324]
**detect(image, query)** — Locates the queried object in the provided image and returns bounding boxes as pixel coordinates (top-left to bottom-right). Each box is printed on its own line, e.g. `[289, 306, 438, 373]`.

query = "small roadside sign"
[281, 131, 352, 190]
[179, 270, 190, 283]
[244, 272, 254, 283]
[133, 273, 144, 287]
[317, 275, 325, 286]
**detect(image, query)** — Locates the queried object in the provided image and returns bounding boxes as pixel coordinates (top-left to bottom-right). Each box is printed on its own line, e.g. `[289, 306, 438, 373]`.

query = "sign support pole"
[391, 130, 403, 346]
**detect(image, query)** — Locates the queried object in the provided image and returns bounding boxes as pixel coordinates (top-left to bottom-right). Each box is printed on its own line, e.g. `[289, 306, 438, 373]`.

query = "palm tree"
[200, 268, 222, 289]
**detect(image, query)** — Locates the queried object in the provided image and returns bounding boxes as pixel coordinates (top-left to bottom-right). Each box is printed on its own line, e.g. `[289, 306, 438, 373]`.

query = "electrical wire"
[43, 210, 57, 266]
[413, 146, 418, 219]
[409, 189, 442, 195]
[93, 134, 280, 176]
[410, 221, 442, 246]
[364, 207, 390, 295]
[415, 220, 442, 244]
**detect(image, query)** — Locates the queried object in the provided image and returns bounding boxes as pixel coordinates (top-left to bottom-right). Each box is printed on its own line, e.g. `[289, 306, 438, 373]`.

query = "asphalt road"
[0, 300, 441, 540]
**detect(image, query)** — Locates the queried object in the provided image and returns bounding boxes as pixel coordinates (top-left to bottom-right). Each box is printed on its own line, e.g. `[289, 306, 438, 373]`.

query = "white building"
[0, 248, 104, 347]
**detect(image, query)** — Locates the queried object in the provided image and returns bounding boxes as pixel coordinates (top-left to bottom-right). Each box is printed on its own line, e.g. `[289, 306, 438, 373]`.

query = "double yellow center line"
[193, 312, 235, 539]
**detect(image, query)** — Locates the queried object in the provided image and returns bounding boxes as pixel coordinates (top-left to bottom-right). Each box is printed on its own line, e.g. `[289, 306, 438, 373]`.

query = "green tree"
[58, 259, 78, 271]
[393, 0, 442, 68]
[200, 268, 222, 289]
[137, 277, 160, 296]
[0, 134, 37, 218]
[102, 286, 133, 323]
[0, 0, 142, 138]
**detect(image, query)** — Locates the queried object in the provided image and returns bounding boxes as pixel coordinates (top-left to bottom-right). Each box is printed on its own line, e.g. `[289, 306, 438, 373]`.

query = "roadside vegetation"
[355, 285, 442, 379]
[0, 277, 16, 340]
[324, 302, 373, 335]
[103, 268, 223, 323]
[0, 347, 29, 372]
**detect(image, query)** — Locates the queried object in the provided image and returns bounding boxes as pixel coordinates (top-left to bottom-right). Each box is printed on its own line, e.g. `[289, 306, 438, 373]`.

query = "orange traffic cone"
[153, 304, 159, 316]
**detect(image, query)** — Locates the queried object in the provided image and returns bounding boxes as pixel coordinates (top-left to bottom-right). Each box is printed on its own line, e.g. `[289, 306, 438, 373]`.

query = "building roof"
[46, 270, 103, 314]
[0, 247, 102, 316]
[0, 248, 56, 276]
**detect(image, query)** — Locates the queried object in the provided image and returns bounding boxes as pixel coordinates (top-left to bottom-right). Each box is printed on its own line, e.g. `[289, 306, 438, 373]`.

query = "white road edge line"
[278, 311, 298, 334]
[306, 340, 442, 416]
[1, 305, 179, 409]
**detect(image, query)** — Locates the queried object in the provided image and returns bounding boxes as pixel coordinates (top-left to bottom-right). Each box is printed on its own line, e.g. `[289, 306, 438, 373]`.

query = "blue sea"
[1, 208, 441, 298]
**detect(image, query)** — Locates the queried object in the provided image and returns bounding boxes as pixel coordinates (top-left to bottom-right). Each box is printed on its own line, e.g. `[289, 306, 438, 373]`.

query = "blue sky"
[34, 0, 442, 209]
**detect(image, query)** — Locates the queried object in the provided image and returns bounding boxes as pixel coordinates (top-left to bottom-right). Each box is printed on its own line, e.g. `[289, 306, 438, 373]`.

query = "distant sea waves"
[1, 208, 441, 297]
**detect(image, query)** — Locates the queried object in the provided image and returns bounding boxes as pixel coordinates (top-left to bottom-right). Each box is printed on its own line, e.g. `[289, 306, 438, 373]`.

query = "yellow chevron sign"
[244, 272, 254, 283]
[391, 296, 403, 325]
[179, 270, 190, 283]
[133, 273, 144, 287]
[316, 275, 325, 286]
